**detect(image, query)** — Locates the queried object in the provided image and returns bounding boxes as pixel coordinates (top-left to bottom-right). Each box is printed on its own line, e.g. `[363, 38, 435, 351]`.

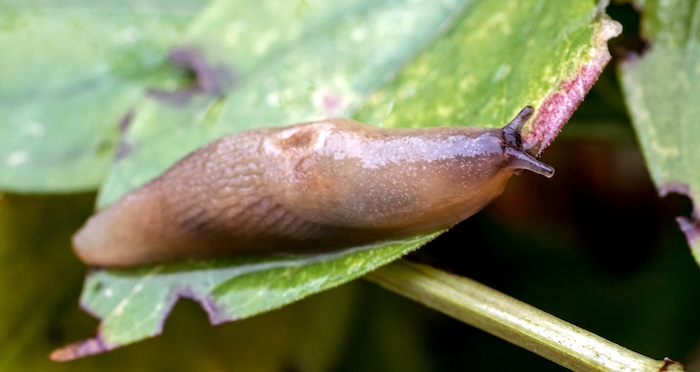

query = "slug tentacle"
[503, 105, 533, 146]
[504, 146, 555, 178]
[73, 106, 556, 267]
[502, 106, 555, 179]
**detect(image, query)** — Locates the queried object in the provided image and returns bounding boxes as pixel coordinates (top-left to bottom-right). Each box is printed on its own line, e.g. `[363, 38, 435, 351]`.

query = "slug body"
[74, 106, 553, 267]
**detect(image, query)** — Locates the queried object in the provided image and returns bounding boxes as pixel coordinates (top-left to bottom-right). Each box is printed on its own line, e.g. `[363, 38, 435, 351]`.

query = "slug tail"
[502, 106, 555, 179]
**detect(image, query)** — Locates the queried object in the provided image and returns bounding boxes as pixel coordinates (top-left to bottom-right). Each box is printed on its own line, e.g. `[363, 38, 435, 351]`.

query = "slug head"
[502, 106, 554, 178]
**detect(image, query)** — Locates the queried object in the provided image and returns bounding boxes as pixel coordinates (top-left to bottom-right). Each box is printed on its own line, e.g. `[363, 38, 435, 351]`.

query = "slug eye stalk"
[502, 106, 554, 178]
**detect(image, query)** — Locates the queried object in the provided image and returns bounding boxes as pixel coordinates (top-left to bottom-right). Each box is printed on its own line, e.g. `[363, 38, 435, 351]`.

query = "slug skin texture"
[74, 106, 553, 267]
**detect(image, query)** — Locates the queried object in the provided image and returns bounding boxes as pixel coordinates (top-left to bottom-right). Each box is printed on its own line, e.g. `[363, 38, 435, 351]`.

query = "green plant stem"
[365, 259, 684, 372]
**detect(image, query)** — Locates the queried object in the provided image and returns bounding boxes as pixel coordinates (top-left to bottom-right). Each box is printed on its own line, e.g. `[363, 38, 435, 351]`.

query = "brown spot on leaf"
[168, 48, 234, 95]
[112, 110, 135, 161]
[148, 47, 237, 106]
[114, 140, 133, 161]
[117, 111, 133, 134]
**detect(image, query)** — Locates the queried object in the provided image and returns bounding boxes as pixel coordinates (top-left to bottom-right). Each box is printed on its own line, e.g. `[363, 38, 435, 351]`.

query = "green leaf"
[617, 0, 700, 265]
[57, 0, 620, 359]
[52, 235, 438, 360]
[0, 0, 207, 192]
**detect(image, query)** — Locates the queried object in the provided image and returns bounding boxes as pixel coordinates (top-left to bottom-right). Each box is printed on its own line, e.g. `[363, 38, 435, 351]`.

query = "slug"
[74, 106, 553, 267]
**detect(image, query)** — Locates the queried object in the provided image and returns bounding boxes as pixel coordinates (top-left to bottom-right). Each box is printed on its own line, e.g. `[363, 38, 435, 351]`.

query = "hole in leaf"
[607, 2, 650, 61]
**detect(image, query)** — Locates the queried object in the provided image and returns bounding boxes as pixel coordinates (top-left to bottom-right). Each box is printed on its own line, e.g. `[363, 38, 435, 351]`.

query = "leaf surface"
[0, 0, 206, 192]
[618, 0, 700, 264]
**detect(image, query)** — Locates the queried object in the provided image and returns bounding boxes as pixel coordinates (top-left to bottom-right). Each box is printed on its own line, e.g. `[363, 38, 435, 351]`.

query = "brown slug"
[74, 106, 553, 267]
